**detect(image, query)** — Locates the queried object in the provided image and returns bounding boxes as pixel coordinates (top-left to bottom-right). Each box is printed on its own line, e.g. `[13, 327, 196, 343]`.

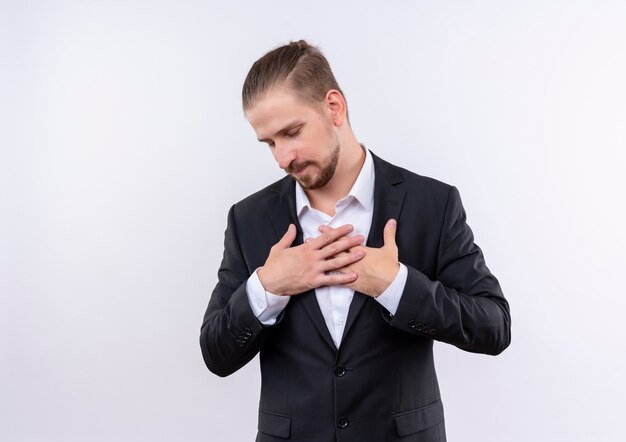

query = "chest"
[299, 197, 372, 243]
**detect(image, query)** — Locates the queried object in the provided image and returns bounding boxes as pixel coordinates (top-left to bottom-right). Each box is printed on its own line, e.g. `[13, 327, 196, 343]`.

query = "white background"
[2, 1, 625, 441]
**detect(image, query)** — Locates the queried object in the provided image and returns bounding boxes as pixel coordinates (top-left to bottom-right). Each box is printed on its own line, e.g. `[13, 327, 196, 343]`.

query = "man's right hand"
[257, 224, 365, 296]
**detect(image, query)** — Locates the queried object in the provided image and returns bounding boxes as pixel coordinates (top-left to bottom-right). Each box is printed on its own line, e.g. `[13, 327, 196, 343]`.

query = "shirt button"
[336, 416, 349, 428]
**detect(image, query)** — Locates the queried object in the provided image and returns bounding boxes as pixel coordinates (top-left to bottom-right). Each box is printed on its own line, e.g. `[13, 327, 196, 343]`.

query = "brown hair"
[242, 40, 348, 118]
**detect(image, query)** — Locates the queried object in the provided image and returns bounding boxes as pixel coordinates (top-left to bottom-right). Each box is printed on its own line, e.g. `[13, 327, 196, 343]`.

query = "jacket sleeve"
[199, 204, 280, 377]
[388, 186, 511, 355]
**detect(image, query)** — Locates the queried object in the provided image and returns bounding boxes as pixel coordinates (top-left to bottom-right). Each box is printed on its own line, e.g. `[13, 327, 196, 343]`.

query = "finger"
[315, 270, 358, 287]
[320, 250, 364, 273]
[276, 224, 297, 249]
[318, 235, 365, 259]
[308, 224, 354, 249]
[383, 219, 397, 249]
[317, 225, 365, 247]
[316, 223, 348, 235]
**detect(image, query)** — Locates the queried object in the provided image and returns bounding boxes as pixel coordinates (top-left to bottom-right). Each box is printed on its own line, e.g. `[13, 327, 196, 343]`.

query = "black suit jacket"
[200, 151, 511, 442]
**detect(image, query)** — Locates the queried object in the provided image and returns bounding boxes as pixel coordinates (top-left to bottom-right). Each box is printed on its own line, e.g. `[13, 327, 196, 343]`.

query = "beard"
[286, 135, 340, 190]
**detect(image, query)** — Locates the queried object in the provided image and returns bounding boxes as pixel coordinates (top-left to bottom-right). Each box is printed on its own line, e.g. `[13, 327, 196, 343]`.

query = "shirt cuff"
[374, 263, 408, 316]
[246, 267, 290, 325]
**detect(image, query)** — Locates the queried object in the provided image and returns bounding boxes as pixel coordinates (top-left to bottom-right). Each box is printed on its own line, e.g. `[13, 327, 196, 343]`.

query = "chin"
[296, 177, 314, 189]
[292, 170, 317, 189]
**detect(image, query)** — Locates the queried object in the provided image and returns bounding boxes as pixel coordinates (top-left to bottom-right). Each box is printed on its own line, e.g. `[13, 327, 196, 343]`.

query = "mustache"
[286, 160, 316, 173]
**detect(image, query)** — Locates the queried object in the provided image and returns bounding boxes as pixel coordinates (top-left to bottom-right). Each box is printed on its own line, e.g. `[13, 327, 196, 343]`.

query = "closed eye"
[286, 128, 301, 137]
[258, 123, 303, 146]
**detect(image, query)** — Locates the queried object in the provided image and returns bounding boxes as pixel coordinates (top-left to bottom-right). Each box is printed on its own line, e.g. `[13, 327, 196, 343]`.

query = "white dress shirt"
[246, 146, 408, 348]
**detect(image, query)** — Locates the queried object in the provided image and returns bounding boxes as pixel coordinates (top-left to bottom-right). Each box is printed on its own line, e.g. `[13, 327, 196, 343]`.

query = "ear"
[324, 89, 347, 127]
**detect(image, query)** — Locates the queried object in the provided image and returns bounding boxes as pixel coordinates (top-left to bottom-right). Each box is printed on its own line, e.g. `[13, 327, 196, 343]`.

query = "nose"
[275, 142, 297, 170]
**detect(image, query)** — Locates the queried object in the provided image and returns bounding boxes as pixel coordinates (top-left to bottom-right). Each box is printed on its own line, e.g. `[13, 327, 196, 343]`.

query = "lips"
[293, 165, 308, 175]
[286, 161, 313, 175]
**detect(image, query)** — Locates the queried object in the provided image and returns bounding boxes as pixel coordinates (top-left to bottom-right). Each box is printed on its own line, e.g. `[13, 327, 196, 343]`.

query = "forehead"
[245, 87, 321, 137]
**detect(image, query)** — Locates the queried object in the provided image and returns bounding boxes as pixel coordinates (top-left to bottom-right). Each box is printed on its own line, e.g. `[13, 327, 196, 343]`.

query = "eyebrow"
[257, 120, 305, 143]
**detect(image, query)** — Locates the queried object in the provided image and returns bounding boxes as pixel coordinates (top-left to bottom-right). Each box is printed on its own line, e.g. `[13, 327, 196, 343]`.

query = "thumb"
[276, 224, 297, 249]
[383, 219, 397, 249]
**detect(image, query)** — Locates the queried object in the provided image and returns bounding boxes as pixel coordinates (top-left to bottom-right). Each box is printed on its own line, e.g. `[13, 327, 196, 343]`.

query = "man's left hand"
[318, 219, 400, 298]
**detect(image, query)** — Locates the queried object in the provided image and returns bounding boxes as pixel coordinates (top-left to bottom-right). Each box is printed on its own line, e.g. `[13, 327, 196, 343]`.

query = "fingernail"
[389, 219, 397, 227]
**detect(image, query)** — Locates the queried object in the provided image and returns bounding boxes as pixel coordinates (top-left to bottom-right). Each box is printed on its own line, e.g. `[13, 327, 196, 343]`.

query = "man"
[200, 40, 510, 442]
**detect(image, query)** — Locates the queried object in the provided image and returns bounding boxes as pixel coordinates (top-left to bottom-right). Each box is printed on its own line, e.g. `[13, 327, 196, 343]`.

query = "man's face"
[246, 86, 340, 190]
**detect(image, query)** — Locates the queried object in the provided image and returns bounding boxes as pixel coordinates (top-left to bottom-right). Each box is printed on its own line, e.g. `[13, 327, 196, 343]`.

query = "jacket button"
[334, 365, 346, 377]
[336, 416, 348, 428]
[408, 320, 417, 329]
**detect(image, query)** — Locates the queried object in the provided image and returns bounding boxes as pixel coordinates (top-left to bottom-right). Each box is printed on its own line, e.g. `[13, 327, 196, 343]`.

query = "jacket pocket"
[258, 409, 291, 439]
[394, 400, 444, 437]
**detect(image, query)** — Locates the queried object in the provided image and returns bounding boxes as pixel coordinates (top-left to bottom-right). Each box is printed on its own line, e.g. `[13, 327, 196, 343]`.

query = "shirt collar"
[295, 144, 375, 216]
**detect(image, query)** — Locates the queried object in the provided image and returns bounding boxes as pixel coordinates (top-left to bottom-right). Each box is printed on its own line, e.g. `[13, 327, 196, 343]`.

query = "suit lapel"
[266, 177, 337, 351]
[266, 176, 302, 245]
[340, 151, 406, 345]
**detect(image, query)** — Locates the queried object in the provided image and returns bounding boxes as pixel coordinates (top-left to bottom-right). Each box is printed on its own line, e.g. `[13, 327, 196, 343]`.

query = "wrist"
[257, 266, 271, 291]
[257, 266, 283, 296]
[375, 262, 400, 297]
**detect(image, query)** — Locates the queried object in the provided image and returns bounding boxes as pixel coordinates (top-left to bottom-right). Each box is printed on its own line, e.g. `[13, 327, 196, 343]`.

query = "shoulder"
[371, 151, 466, 234]
[229, 175, 292, 215]
[371, 151, 454, 200]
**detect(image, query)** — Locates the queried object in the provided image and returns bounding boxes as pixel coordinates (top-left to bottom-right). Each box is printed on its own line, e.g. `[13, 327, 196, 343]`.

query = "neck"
[305, 135, 365, 214]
